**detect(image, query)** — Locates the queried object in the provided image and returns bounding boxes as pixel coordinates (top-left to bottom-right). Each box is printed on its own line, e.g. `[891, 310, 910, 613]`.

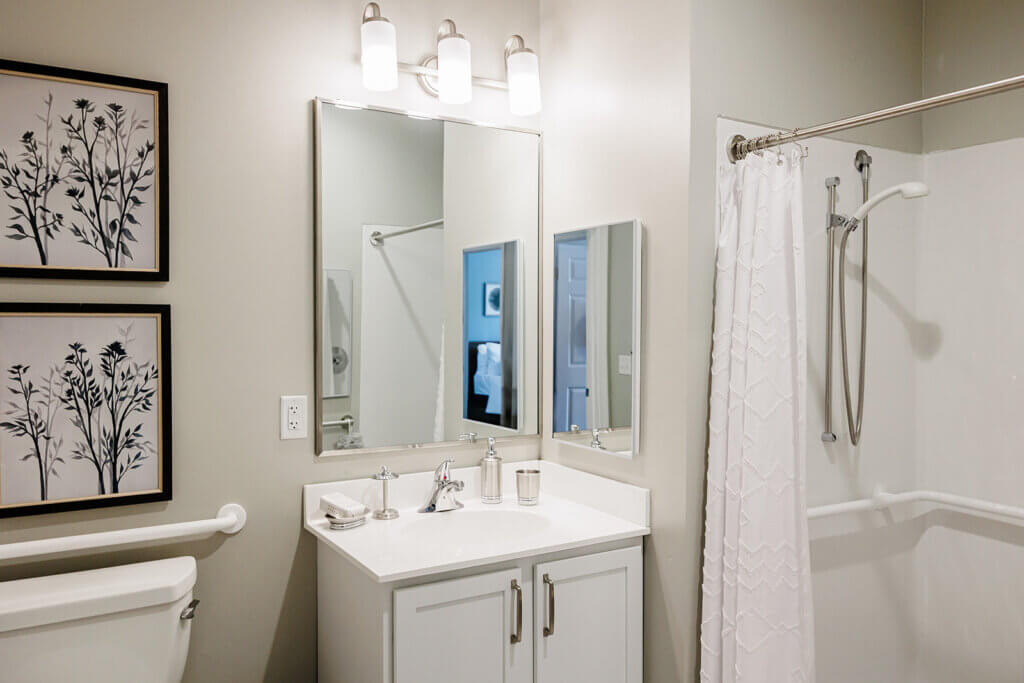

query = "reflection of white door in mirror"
[553, 234, 588, 432]
[322, 268, 353, 398]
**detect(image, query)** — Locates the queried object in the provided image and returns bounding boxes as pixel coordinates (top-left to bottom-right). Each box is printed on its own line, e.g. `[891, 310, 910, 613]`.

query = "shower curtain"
[699, 150, 815, 682]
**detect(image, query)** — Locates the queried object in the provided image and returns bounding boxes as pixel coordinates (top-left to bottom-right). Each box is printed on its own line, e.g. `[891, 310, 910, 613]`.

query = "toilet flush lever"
[180, 599, 200, 620]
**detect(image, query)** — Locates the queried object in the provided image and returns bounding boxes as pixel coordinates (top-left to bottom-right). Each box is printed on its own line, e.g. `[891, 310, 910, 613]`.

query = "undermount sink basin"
[401, 508, 551, 541]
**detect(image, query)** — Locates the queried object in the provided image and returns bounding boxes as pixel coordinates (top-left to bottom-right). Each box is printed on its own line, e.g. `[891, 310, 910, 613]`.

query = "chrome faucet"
[590, 428, 604, 449]
[419, 458, 465, 513]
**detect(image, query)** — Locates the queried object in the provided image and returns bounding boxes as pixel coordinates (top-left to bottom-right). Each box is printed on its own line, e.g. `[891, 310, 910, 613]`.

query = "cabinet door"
[394, 568, 532, 683]
[534, 546, 643, 683]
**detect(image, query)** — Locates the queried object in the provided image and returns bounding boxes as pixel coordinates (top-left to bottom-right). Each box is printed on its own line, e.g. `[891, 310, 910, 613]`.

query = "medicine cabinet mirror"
[313, 98, 541, 455]
[551, 220, 642, 458]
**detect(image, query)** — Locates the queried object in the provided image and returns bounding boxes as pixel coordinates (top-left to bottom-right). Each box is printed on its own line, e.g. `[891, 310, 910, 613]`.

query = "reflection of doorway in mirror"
[553, 233, 588, 432]
[462, 241, 519, 430]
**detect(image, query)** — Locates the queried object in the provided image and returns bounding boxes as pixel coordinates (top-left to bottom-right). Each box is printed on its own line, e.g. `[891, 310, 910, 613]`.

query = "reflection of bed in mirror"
[467, 341, 501, 425]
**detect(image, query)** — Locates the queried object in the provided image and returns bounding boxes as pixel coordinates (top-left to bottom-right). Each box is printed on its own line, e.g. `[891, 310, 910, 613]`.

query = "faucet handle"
[434, 458, 455, 482]
[458, 432, 478, 443]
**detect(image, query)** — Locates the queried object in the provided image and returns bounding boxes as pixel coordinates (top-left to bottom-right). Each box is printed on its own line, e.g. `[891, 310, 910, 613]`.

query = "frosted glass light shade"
[437, 35, 472, 104]
[361, 19, 398, 91]
[506, 50, 541, 116]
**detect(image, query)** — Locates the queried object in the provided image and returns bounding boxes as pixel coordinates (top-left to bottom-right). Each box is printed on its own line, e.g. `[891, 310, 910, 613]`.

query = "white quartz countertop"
[303, 460, 650, 583]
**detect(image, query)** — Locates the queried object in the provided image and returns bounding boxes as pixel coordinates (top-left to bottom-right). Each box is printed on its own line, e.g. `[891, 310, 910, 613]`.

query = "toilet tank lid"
[0, 556, 197, 633]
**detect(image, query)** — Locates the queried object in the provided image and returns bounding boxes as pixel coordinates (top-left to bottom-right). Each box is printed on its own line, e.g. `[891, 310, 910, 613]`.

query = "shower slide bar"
[728, 72, 1024, 162]
[0, 504, 246, 564]
[808, 490, 1024, 524]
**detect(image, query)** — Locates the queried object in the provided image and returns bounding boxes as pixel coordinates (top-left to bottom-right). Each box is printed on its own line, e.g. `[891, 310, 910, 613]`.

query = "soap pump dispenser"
[480, 437, 502, 504]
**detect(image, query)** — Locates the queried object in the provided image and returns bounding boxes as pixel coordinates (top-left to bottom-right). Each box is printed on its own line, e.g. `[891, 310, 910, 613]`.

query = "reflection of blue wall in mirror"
[463, 248, 502, 341]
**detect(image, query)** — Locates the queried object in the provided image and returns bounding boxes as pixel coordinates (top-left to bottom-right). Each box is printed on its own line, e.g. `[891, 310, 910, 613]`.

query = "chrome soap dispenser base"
[371, 465, 400, 520]
[480, 437, 503, 504]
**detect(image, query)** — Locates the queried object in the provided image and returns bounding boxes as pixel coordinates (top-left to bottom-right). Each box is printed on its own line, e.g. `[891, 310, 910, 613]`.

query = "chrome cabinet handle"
[510, 579, 523, 644]
[543, 574, 555, 637]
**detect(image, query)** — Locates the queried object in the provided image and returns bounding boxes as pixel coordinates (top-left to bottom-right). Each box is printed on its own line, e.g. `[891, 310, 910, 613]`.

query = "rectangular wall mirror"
[552, 220, 642, 457]
[313, 99, 540, 455]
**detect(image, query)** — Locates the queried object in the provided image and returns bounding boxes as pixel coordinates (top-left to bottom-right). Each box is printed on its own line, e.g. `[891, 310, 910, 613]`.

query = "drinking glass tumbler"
[516, 469, 540, 505]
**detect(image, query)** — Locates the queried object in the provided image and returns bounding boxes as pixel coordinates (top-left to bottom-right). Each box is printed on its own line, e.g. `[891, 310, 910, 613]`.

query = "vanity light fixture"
[436, 19, 472, 104]
[504, 35, 541, 116]
[358, 4, 541, 115]
[360, 2, 398, 92]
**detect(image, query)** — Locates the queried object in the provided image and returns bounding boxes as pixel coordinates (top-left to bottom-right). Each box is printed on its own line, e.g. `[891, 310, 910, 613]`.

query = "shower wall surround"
[914, 138, 1024, 683]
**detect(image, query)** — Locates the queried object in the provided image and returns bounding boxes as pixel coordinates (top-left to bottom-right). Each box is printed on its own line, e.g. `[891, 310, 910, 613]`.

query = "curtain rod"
[728, 72, 1024, 163]
[369, 218, 444, 246]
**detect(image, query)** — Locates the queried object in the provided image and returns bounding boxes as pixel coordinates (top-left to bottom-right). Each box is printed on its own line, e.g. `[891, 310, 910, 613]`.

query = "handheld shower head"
[851, 182, 929, 222]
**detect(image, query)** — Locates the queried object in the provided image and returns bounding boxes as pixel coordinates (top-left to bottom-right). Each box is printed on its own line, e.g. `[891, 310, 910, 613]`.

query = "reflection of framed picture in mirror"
[0, 303, 171, 518]
[483, 282, 500, 316]
[0, 60, 169, 280]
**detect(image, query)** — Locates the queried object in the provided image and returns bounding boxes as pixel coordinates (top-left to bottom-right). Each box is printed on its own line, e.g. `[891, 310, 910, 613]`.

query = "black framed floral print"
[0, 303, 171, 517]
[0, 60, 168, 280]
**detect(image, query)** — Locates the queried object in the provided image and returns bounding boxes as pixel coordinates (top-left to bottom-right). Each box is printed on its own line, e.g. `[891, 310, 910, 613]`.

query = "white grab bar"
[0, 503, 246, 564]
[809, 490, 1024, 523]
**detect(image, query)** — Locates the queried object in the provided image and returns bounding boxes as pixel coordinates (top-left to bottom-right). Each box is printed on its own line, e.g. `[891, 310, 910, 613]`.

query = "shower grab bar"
[0, 504, 246, 564]
[809, 490, 1024, 524]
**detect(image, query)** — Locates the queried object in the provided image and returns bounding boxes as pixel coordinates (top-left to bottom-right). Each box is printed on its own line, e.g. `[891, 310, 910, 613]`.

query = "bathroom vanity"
[303, 460, 649, 683]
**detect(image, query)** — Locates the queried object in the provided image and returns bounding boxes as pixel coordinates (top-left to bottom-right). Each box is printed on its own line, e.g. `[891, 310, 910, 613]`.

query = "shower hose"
[837, 170, 869, 445]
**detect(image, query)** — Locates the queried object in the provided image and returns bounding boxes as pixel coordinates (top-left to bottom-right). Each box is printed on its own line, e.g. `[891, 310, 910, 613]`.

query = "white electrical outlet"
[280, 395, 308, 440]
[618, 354, 632, 376]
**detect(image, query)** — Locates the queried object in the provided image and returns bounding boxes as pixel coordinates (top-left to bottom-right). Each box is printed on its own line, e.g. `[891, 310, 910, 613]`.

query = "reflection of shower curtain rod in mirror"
[369, 219, 444, 246]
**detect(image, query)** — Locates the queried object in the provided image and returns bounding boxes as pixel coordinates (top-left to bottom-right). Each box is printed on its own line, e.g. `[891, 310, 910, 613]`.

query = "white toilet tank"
[0, 556, 198, 683]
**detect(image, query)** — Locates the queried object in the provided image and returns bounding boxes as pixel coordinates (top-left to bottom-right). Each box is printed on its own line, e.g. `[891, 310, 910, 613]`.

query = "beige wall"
[922, 0, 1024, 151]
[0, 1, 540, 681]
[538, 0, 695, 680]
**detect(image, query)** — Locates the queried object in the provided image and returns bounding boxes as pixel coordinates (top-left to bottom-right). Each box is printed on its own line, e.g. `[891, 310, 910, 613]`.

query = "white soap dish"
[327, 514, 367, 531]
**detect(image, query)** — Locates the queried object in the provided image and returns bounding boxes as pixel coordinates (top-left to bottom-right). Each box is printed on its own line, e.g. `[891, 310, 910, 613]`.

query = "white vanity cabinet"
[388, 545, 642, 683]
[393, 568, 532, 683]
[533, 547, 643, 683]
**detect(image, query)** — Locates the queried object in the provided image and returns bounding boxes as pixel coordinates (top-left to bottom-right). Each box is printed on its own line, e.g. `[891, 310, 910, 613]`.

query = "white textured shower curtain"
[699, 150, 815, 683]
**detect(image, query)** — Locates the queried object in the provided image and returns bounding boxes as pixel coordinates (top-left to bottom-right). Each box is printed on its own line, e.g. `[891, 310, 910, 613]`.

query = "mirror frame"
[312, 97, 543, 457]
[550, 219, 643, 459]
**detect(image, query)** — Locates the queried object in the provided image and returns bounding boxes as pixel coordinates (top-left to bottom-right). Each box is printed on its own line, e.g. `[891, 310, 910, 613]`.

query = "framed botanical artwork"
[0, 303, 171, 517]
[0, 60, 168, 280]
